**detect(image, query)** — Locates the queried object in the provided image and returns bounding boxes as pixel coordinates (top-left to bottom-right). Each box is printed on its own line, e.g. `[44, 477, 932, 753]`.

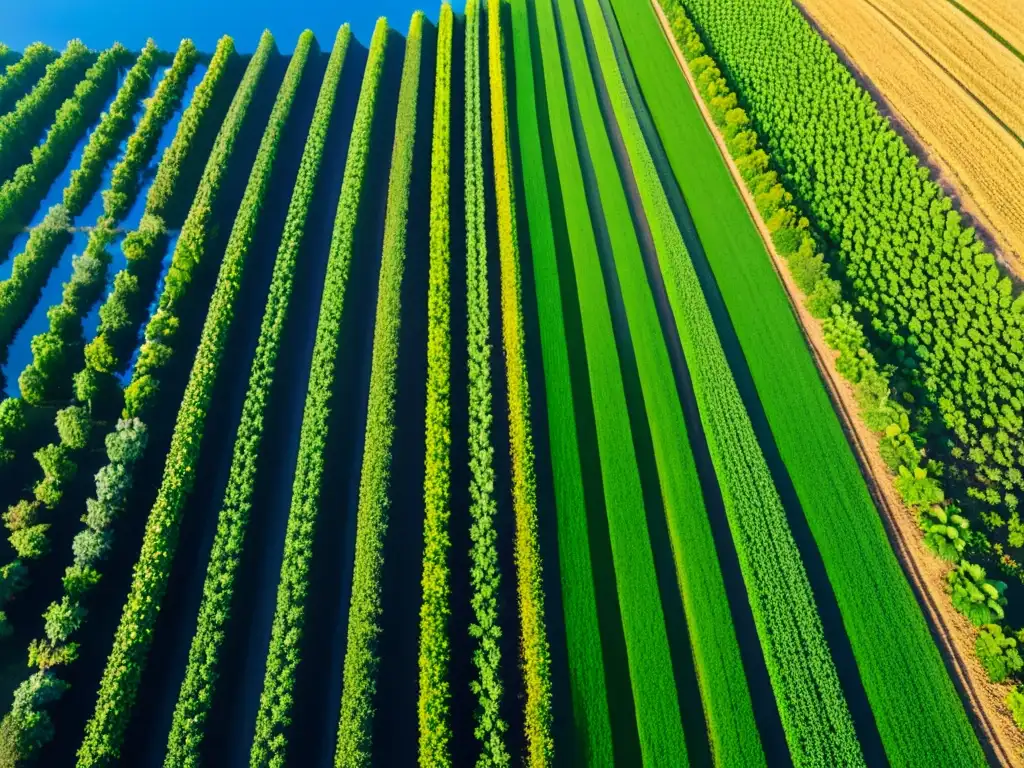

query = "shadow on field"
[501, 1, 576, 762]
[445, 13, 478, 766]
[368, 18, 436, 766]
[286, 28, 403, 768]
[34, 43, 291, 767]
[121, 38, 331, 766]
[527, 0, 641, 764]
[598, 2, 888, 764]
[552, 2, 713, 762]
[579, 1, 792, 762]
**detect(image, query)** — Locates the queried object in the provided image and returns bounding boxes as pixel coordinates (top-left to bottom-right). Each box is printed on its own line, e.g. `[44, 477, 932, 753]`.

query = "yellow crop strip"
[486, 1, 554, 764]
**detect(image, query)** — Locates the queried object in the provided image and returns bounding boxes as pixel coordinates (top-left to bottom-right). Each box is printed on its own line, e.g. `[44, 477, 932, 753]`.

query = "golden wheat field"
[800, 0, 1024, 269]
[956, 0, 1024, 58]
[867, 0, 1024, 140]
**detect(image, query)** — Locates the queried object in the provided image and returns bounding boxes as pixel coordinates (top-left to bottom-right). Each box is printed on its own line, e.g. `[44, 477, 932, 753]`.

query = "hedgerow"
[464, 2, 509, 762]
[75, 30, 303, 767]
[163, 25, 352, 767]
[417, 5, 455, 765]
[0, 39, 91, 182]
[0, 45, 126, 353]
[0, 43, 56, 114]
[62, 39, 161, 215]
[248, 19, 388, 768]
[335, 15, 424, 766]
[19, 39, 198, 406]
[486, 2, 553, 763]
[0, 43, 125, 261]
[143, 36, 235, 218]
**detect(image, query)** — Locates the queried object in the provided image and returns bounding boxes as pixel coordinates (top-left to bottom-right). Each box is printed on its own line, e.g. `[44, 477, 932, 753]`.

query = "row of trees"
[464, 2, 510, 763]
[417, 5, 455, 764]
[0, 43, 56, 115]
[0, 41, 199, 627]
[0, 43, 125, 262]
[0, 45, 125, 352]
[163, 25, 352, 767]
[0, 39, 91, 182]
[486, 2, 553, 764]
[72, 31, 282, 767]
[336, 15, 425, 766]
[0, 32, 248, 768]
[19, 39, 199, 407]
[62, 39, 161, 215]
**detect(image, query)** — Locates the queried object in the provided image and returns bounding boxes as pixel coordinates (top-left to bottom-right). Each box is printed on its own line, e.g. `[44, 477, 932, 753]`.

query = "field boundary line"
[647, 1, 1018, 764]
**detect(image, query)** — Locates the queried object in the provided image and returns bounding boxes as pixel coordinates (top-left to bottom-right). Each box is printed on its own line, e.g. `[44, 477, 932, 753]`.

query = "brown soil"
[649, 1, 1024, 764]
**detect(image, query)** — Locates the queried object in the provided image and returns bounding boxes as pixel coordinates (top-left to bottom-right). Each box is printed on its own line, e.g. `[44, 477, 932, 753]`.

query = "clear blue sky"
[0, 0, 440, 53]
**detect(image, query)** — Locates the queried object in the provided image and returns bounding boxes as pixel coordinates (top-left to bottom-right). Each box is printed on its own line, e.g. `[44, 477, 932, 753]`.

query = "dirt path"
[649, 1, 1023, 764]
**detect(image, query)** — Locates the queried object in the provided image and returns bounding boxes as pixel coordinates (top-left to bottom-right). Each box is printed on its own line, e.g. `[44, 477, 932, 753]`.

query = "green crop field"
[0, 0, 1020, 764]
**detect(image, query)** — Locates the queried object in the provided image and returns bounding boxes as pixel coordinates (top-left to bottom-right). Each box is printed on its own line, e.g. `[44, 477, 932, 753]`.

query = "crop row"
[0, 45, 125, 352]
[583, 0, 870, 762]
[0, 43, 56, 115]
[247, 19, 388, 768]
[612, 0, 986, 761]
[163, 25, 352, 768]
[0, 43, 125, 260]
[336, 15, 425, 766]
[674, 0, 1024, 575]
[62, 39, 161, 215]
[464, 2, 509, 762]
[417, 4, 454, 765]
[75, 29, 298, 767]
[0, 39, 91, 183]
[506, 0, 613, 762]
[486, 2, 553, 764]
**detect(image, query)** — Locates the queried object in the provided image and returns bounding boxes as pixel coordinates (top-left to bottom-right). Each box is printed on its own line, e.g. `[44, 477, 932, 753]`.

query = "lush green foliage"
[248, 19, 387, 768]
[0, 419, 146, 764]
[673, 0, 1024, 572]
[335, 16, 423, 766]
[144, 36, 235, 217]
[163, 25, 351, 768]
[0, 43, 56, 115]
[610, 0, 985, 761]
[124, 31, 274, 419]
[0, 42, 124, 259]
[0, 205, 73, 354]
[0, 39, 91, 182]
[486, 2, 553, 763]
[506, 0, 613, 762]
[75, 30, 303, 767]
[62, 40, 161, 214]
[18, 39, 197, 406]
[417, 5, 454, 765]
[532, 0, 688, 760]
[464, 3, 509, 762]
